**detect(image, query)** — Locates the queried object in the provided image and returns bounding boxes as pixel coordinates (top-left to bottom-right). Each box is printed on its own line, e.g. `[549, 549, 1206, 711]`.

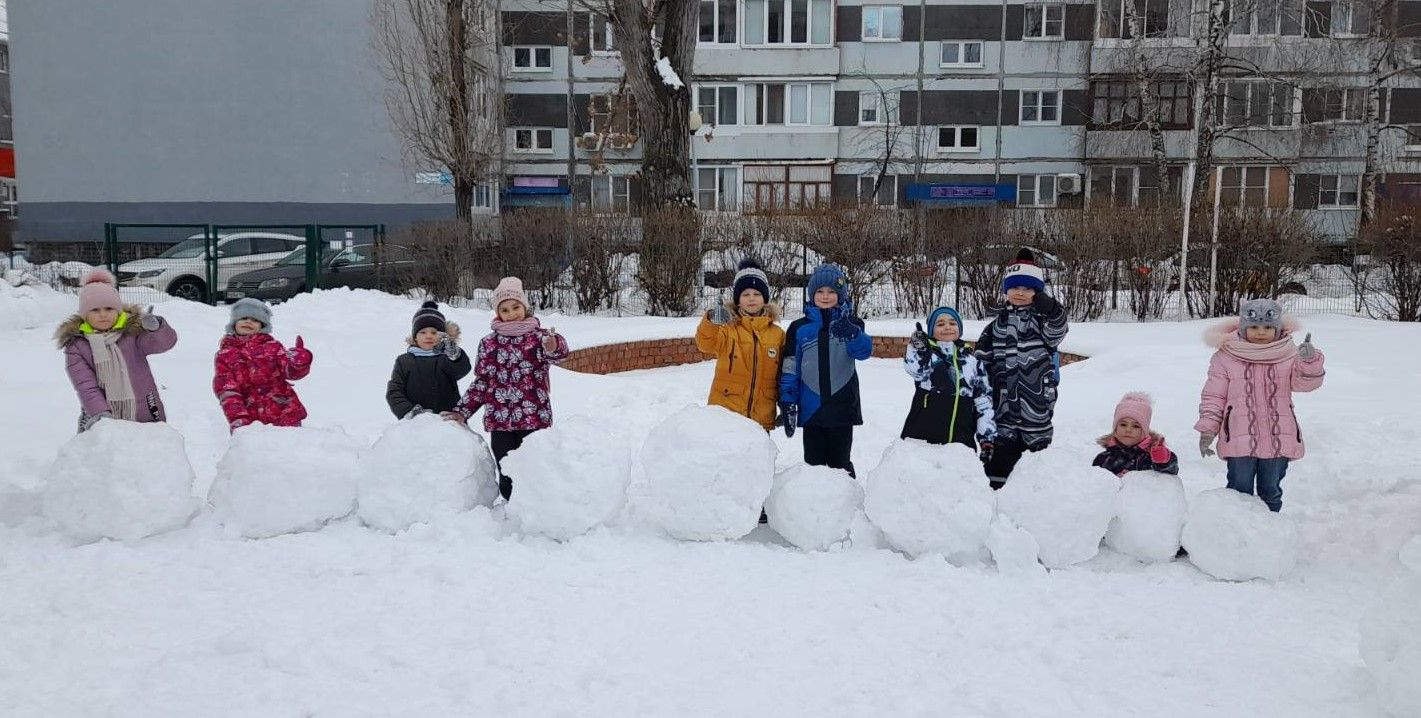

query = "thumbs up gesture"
[139, 305, 162, 332]
[1297, 333, 1318, 361]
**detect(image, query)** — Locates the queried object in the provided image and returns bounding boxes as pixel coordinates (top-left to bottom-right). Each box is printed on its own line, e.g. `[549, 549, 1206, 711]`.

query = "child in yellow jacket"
[695, 259, 786, 430]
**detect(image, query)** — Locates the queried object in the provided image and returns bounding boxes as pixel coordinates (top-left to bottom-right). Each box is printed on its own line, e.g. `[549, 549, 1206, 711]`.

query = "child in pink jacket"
[1195, 299, 1326, 512]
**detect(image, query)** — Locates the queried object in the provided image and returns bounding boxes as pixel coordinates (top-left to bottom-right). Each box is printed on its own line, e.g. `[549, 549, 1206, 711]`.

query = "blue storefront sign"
[906, 183, 1016, 205]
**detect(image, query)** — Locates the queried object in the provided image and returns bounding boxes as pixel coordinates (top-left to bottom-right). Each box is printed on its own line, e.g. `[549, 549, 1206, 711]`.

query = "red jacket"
[213, 333, 314, 431]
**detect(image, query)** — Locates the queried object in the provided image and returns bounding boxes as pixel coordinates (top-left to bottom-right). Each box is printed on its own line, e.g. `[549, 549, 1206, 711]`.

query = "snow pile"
[996, 448, 1120, 569]
[986, 515, 1044, 575]
[864, 441, 996, 559]
[655, 56, 684, 89]
[41, 420, 199, 542]
[1359, 536, 1421, 717]
[1104, 471, 1188, 563]
[356, 414, 498, 533]
[639, 405, 776, 541]
[0, 279, 79, 331]
[764, 464, 862, 551]
[209, 425, 363, 539]
[1181, 488, 1299, 581]
[503, 415, 634, 541]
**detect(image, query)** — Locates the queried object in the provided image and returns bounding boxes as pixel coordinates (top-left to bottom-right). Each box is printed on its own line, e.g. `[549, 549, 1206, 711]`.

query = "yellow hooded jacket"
[694, 302, 785, 430]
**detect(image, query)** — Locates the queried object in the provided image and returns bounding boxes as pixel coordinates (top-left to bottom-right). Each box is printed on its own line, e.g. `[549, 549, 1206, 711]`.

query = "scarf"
[492, 316, 541, 337]
[407, 346, 440, 357]
[83, 329, 138, 420]
[1220, 334, 1298, 365]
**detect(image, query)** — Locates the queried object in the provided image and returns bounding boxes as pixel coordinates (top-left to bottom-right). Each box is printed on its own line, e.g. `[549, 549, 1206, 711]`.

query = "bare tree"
[1354, 199, 1421, 320]
[373, 0, 503, 220]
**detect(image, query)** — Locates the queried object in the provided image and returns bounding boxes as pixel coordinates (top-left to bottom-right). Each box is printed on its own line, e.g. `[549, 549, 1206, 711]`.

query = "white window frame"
[587, 15, 618, 54]
[591, 175, 633, 213]
[695, 165, 742, 212]
[472, 182, 497, 214]
[1017, 174, 1059, 207]
[512, 46, 554, 72]
[697, 84, 741, 127]
[699, 0, 738, 44]
[744, 0, 834, 46]
[1023, 3, 1065, 39]
[939, 41, 985, 68]
[1318, 174, 1360, 209]
[1019, 90, 1062, 125]
[858, 91, 886, 125]
[936, 125, 981, 153]
[859, 174, 899, 207]
[512, 128, 555, 154]
[862, 6, 904, 41]
[746, 82, 833, 126]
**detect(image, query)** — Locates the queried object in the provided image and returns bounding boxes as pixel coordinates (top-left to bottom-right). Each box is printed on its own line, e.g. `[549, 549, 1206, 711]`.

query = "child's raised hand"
[541, 329, 560, 353]
[294, 335, 305, 351]
[908, 322, 929, 350]
[1297, 333, 1318, 361]
[139, 305, 162, 332]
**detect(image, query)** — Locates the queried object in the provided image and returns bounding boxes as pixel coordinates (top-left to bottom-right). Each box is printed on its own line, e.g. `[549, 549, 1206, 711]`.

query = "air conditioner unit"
[1057, 173, 1084, 195]
[574, 133, 603, 151]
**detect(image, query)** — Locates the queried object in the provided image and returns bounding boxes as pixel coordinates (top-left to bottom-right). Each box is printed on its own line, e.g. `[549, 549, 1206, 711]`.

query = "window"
[937, 126, 980, 152]
[590, 95, 637, 134]
[1088, 166, 1138, 206]
[1099, 0, 1173, 38]
[744, 164, 832, 210]
[940, 41, 984, 68]
[1024, 4, 1065, 39]
[0, 180, 15, 217]
[0, 46, 9, 74]
[253, 238, 293, 255]
[1229, 0, 1303, 35]
[586, 14, 617, 53]
[473, 183, 496, 213]
[592, 175, 633, 213]
[1330, 2, 1370, 35]
[699, 0, 738, 43]
[862, 6, 904, 40]
[1319, 175, 1360, 208]
[513, 128, 554, 153]
[1319, 88, 1365, 122]
[747, 82, 832, 126]
[743, 0, 833, 45]
[512, 46, 553, 71]
[859, 91, 894, 125]
[1216, 81, 1295, 128]
[859, 175, 898, 207]
[696, 166, 742, 211]
[218, 238, 254, 258]
[1220, 166, 1272, 207]
[1017, 174, 1059, 207]
[1020, 90, 1061, 125]
[697, 85, 740, 126]
[1090, 79, 1191, 129]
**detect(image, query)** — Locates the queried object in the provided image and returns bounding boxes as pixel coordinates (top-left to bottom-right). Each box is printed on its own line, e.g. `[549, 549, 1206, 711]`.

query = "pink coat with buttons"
[1194, 320, 1326, 460]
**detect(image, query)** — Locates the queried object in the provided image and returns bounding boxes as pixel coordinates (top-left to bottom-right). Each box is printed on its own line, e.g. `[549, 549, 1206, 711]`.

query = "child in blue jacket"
[778, 264, 873, 476]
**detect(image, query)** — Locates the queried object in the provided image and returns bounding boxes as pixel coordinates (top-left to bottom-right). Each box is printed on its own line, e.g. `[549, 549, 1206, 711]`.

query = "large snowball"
[357, 414, 499, 533]
[986, 514, 1044, 575]
[503, 415, 634, 541]
[864, 440, 996, 559]
[1181, 488, 1299, 581]
[1105, 471, 1188, 563]
[41, 420, 198, 542]
[996, 448, 1120, 569]
[764, 464, 862, 551]
[639, 405, 777, 541]
[1360, 536, 1421, 717]
[209, 425, 362, 539]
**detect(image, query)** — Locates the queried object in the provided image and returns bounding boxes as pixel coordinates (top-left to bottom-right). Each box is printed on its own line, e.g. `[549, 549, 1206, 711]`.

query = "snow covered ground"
[2, 284, 1419, 716]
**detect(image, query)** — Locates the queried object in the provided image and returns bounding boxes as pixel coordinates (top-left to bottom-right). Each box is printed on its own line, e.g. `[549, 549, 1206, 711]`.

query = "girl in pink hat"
[1092, 392, 1178, 477]
[450, 276, 569, 501]
[54, 269, 178, 432]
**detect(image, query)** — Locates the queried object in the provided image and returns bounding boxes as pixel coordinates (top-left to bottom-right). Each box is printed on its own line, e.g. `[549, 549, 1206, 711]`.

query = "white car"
[116, 232, 306, 302]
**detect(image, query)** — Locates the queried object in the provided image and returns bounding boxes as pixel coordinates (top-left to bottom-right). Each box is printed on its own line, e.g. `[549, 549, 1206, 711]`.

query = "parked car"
[116, 232, 306, 301]
[225, 243, 417, 303]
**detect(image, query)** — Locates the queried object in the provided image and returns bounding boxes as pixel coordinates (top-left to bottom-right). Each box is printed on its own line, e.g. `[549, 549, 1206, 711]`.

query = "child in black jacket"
[1092, 392, 1179, 477]
[386, 301, 472, 419]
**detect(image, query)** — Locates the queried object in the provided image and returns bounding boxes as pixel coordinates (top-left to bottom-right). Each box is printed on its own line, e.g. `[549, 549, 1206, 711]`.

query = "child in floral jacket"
[213, 298, 314, 432]
[453, 277, 569, 500]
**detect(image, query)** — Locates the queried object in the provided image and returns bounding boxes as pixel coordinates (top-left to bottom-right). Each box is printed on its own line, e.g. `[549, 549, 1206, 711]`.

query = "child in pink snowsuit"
[213, 298, 314, 432]
[452, 277, 569, 501]
[1195, 299, 1326, 511]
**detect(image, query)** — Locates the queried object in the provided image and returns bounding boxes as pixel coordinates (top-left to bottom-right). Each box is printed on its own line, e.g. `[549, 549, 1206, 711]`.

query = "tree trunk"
[445, 0, 473, 220]
[1192, 0, 1227, 204]
[453, 177, 474, 221]
[611, 0, 696, 208]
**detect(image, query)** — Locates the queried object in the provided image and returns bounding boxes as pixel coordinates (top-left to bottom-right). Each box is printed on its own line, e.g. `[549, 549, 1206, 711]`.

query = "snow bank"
[864, 441, 996, 559]
[639, 405, 777, 541]
[764, 464, 862, 551]
[357, 415, 498, 533]
[986, 515, 1044, 575]
[209, 425, 362, 539]
[503, 415, 634, 541]
[1359, 536, 1421, 717]
[1105, 471, 1188, 563]
[1181, 488, 1299, 581]
[0, 280, 78, 331]
[41, 420, 199, 542]
[996, 448, 1120, 569]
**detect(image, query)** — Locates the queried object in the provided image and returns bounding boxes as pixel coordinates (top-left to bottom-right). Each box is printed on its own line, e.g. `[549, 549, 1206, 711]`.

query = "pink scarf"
[492, 316, 541, 337]
[1220, 333, 1298, 364]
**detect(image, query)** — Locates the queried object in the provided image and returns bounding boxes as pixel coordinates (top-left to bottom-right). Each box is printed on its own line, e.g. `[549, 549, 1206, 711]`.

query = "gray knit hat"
[1238, 298, 1283, 337]
[227, 297, 273, 334]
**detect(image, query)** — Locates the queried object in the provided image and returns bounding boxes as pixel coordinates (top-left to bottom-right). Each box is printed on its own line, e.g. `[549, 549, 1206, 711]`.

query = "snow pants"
[984, 437, 1034, 488]
[1225, 456, 1289, 512]
[491, 429, 536, 501]
[803, 424, 855, 478]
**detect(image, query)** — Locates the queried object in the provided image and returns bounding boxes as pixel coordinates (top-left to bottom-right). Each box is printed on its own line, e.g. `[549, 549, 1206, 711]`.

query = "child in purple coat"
[55, 270, 178, 432]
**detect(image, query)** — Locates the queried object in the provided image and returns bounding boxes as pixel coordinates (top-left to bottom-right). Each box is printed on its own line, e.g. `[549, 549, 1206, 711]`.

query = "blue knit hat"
[1002, 248, 1046, 294]
[806, 263, 849, 304]
[926, 306, 963, 338]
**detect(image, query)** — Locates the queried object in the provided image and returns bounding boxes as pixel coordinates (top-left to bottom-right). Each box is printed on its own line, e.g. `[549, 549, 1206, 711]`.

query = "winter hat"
[1238, 298, 1284, 338]
[926, 306, 963, 338]
[806, 263, 849, 304]
[227, 297, 273, 334]
[411, 301, 447, 337]
[1113, 392, 1154, 435]
[1002, 248, 1046, 294]
[491, 276, 529, 312]
[77, 269, 123, 315]
[732, 258, 770, 304]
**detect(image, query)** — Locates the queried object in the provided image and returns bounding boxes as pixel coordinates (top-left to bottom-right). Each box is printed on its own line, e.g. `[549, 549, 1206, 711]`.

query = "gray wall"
[11, 0, 453, 241]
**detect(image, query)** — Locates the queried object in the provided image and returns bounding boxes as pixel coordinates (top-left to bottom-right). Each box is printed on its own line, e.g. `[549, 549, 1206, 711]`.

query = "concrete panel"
[695, 47, 842, 76]
[692, 128, 841, 161]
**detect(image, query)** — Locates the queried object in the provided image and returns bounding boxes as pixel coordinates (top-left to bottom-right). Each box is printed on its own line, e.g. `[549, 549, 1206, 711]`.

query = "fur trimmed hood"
[1203, 316, 1301, 349]
[54, 305, 149, 349]
[1097, 431, 1164, 448]
[724, 300, 781, 322]
[405, 321, 462, 347]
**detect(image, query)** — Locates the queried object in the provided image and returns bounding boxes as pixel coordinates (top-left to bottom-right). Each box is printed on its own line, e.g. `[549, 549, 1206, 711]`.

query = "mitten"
[908, 322, 929, 350]
[1198, 432, 1216, 458]
[403, 405, 430, 419]
[1031, 292, 1057, 314]
[979, 441, 995, 464]
[541, 330, 560, 353]
[437, 333, 462, 361]
[1297, 333, 1318, 361]
[289, 335, 312, 365]
[829, 314, 861, 341]
[139, 306, 161, 332]
[440, 411, 467, 424]
[780, 402, 798, 438]
[708, 304, 733, 326]
[1147, 436, 1172, 465]
[80, 411, 113, 432]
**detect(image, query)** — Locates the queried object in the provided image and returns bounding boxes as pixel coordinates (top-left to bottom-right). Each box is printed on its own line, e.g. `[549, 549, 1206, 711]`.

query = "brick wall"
[561, 335, 1084, 375]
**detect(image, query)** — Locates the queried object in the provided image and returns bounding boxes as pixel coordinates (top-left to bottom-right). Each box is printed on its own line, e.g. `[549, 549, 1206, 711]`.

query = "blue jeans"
[1225, 457, 1290, 512]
